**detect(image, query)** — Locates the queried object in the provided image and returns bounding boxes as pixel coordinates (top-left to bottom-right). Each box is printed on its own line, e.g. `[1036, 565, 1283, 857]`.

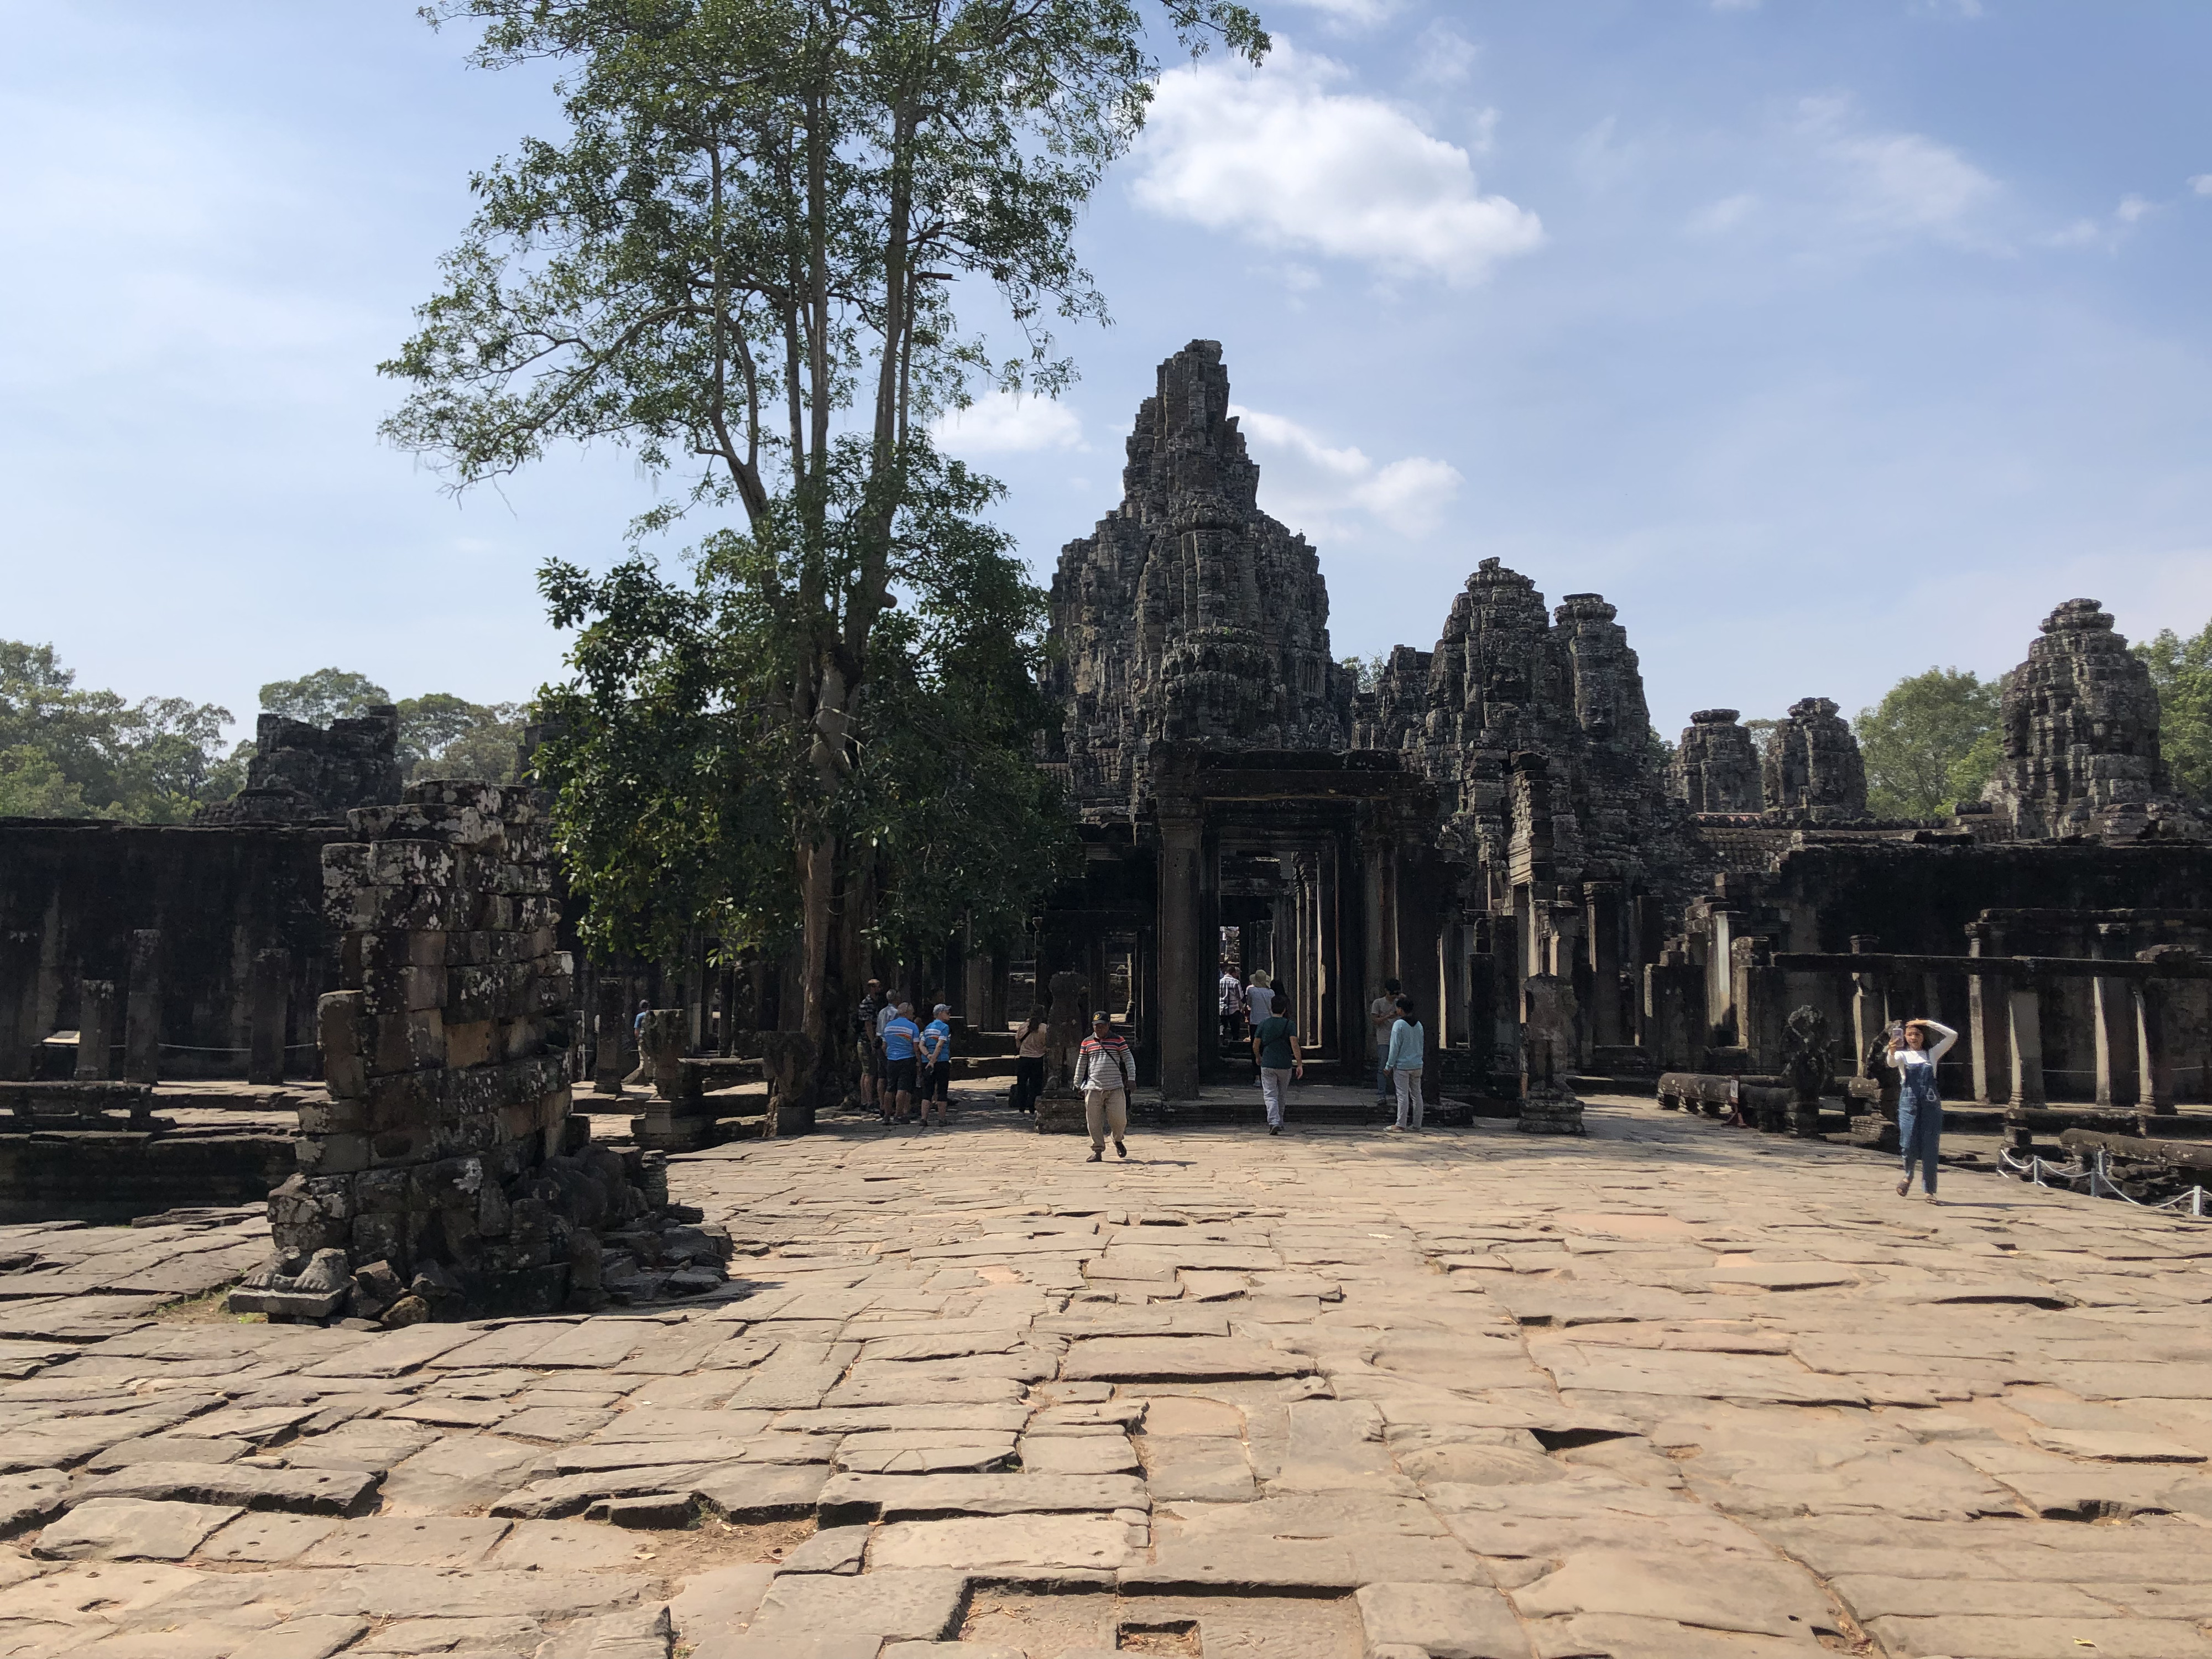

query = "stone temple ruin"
[1, 336, 2209, 1277]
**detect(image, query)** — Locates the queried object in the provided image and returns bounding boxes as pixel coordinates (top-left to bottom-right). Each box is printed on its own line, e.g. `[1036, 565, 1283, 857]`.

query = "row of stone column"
[2, 929, 299, 1087]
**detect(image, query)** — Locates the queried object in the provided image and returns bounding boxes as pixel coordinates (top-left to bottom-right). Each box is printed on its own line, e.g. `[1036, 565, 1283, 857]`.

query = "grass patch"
[154, 1281, 265, 1325]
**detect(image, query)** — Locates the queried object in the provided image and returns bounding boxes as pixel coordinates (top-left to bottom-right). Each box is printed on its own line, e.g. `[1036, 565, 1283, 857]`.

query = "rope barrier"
[1999, 1144, 2209, 1220]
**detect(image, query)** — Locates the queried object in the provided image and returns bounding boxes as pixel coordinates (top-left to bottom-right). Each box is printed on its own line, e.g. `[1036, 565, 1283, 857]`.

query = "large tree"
[2135, 617, 2212, 804]
[1854, 666, 2002, 819]
[380, 0, 1266, 1118]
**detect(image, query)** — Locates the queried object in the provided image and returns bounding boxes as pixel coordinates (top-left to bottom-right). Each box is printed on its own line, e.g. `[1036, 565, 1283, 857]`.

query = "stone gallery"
[1036, 342, 2209, 1124]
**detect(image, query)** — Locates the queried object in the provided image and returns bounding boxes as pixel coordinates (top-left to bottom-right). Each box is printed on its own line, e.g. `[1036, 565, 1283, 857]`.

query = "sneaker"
[1269, 1124, 1280, 1135]
[1115, 1140, 1128, 1159]
[1087, 1149, 1103, 1162]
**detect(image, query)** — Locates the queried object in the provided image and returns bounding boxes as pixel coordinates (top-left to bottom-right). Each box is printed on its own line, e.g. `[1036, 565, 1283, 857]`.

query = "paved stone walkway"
[4, 1093, 2212, 1659]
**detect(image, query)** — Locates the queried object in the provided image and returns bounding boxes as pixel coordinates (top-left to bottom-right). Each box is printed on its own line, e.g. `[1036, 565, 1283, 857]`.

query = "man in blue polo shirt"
[918, 1004, 954, 1129]
[880, 1001, 922, 1128]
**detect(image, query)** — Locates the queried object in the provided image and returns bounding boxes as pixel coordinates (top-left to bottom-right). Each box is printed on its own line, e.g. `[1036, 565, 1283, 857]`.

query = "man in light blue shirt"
[881, 1003, 921, 1127]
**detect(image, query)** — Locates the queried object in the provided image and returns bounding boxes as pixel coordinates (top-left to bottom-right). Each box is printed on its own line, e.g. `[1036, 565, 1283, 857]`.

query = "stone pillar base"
[632, 1106, 721, 1152]
[1517, 1089, 1584, 1135]
[1035, 1087, 1087, 1135]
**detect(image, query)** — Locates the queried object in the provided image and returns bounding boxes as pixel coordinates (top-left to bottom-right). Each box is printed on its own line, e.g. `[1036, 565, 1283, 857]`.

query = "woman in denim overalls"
[1887, 1018, 1957, 1203]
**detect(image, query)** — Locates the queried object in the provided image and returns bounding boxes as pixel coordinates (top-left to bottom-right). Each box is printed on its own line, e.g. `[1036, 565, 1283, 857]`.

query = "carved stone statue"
[1781, 1004, 1834, 1139]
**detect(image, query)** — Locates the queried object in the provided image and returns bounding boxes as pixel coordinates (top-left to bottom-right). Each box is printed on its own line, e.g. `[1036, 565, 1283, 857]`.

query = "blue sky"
[3, 1, 2206, 742]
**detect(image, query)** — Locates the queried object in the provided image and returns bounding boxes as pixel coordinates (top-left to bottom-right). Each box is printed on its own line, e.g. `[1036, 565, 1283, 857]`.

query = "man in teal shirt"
[1250, 997, 1302, 1135]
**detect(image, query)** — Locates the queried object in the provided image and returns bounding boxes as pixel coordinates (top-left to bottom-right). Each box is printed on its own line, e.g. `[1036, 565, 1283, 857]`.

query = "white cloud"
[2115, 194, 2154, 223]
[930, 390, 1083, 456]
[1230, 404, 1462, 537]
[1798, 95, 1999, 241]
[2193, 174, 2212, 196]
[1689, 192, 1760, 235]
[1410, 22, 1479, 87]
[1275, 0, 1402, 29]
[1130, 43, 1543, 286]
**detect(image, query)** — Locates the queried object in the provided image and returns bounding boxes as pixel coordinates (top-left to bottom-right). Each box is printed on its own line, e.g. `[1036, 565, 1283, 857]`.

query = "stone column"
[2006, 980, 2047, 1108]
[2134, 956, 2176, 1115]
[1707, 907, 1739, 1045]
[2091, 922, 2138, 1108]
[1963, 921, 2010, 1104]
[1732, 937, 1785, 1069]
[1644, 951, 1702, 1073]
[1361, 826, 1396, 1005]
[0, 929, 40, 1081]
[1849, 935, 1887, 1081]
[248, 948, 293, 1085]
[124, 929, 162, 1085]
[1585, 883, 1625, 1050]
[593, 977, 629, 1095]
[1157, 804, 1205, 1100]
[73, 979, 117, 1081]
[1395, 843, 1443, 1101]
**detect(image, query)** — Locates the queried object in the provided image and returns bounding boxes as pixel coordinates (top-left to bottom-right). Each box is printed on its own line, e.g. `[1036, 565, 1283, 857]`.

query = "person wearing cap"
[1074, 1009, 1137, 1162]
[919, 1003, 954, 1128]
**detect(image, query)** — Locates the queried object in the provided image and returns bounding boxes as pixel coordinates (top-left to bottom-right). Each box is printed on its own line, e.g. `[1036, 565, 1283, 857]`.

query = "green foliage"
[1854, 667, 2002, 819]
[258, 668, 391, 726]
[0, 744, 90, 817]
[0, 641, 238, 822]
[1339, 654, 1386, 693]
[2134, 617, 2212, 803]
[397, 693, 525, 783]
[535, 442, 1076, 967]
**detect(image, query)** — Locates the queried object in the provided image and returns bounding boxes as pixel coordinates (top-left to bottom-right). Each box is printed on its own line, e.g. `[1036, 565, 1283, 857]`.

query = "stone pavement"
[3, 1091, 2212, 1659]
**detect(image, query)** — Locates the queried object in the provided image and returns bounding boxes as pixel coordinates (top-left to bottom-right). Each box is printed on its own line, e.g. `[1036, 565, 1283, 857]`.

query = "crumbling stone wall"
[199, 707, 405, 826]
[239, 781, 724, 1323]
[1671, 709, 1762, 813]
[1984, 598, 2204, 843]
[1045, 341, 1354, 811]
[1760, 697, 1867, 817]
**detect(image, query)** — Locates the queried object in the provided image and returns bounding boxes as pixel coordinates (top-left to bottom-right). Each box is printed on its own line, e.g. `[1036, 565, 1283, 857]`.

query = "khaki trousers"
[1084, 1087, 1128, 1150]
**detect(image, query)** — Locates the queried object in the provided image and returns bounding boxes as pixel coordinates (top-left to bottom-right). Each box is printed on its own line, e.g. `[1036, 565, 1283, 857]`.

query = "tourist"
[919, 1003, 954, 1128]
[1245, 969, 1276, 1031]
[856, 978, 885, 1114]
[1369, 977, 1401, 1103]
[1076, 1008, 1136, 1162]
[1013, 1004, 1050, 1114]
[1887, 1017, 1957, 1203]
[880, 1000, 921, 1126]
[623, 998, 653, 1086]
[1384, 994, 1425, 1131]
[1250, 988, 1302, 1135]
[1219, 962, 1243, 1044]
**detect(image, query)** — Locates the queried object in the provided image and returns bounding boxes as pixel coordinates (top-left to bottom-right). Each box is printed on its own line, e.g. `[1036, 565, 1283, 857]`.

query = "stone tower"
[1671, 709, 1762, 813]
[1760, 697, 1867, 817]
[1360, 559, 1676, 889]
[1984, 598, 2203, 842]
[1046, 341, 1353, 809]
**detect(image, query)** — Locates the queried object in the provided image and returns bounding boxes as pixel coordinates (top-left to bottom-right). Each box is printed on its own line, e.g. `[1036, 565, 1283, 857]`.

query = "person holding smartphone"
[1886, 1017, 1957, 1202]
